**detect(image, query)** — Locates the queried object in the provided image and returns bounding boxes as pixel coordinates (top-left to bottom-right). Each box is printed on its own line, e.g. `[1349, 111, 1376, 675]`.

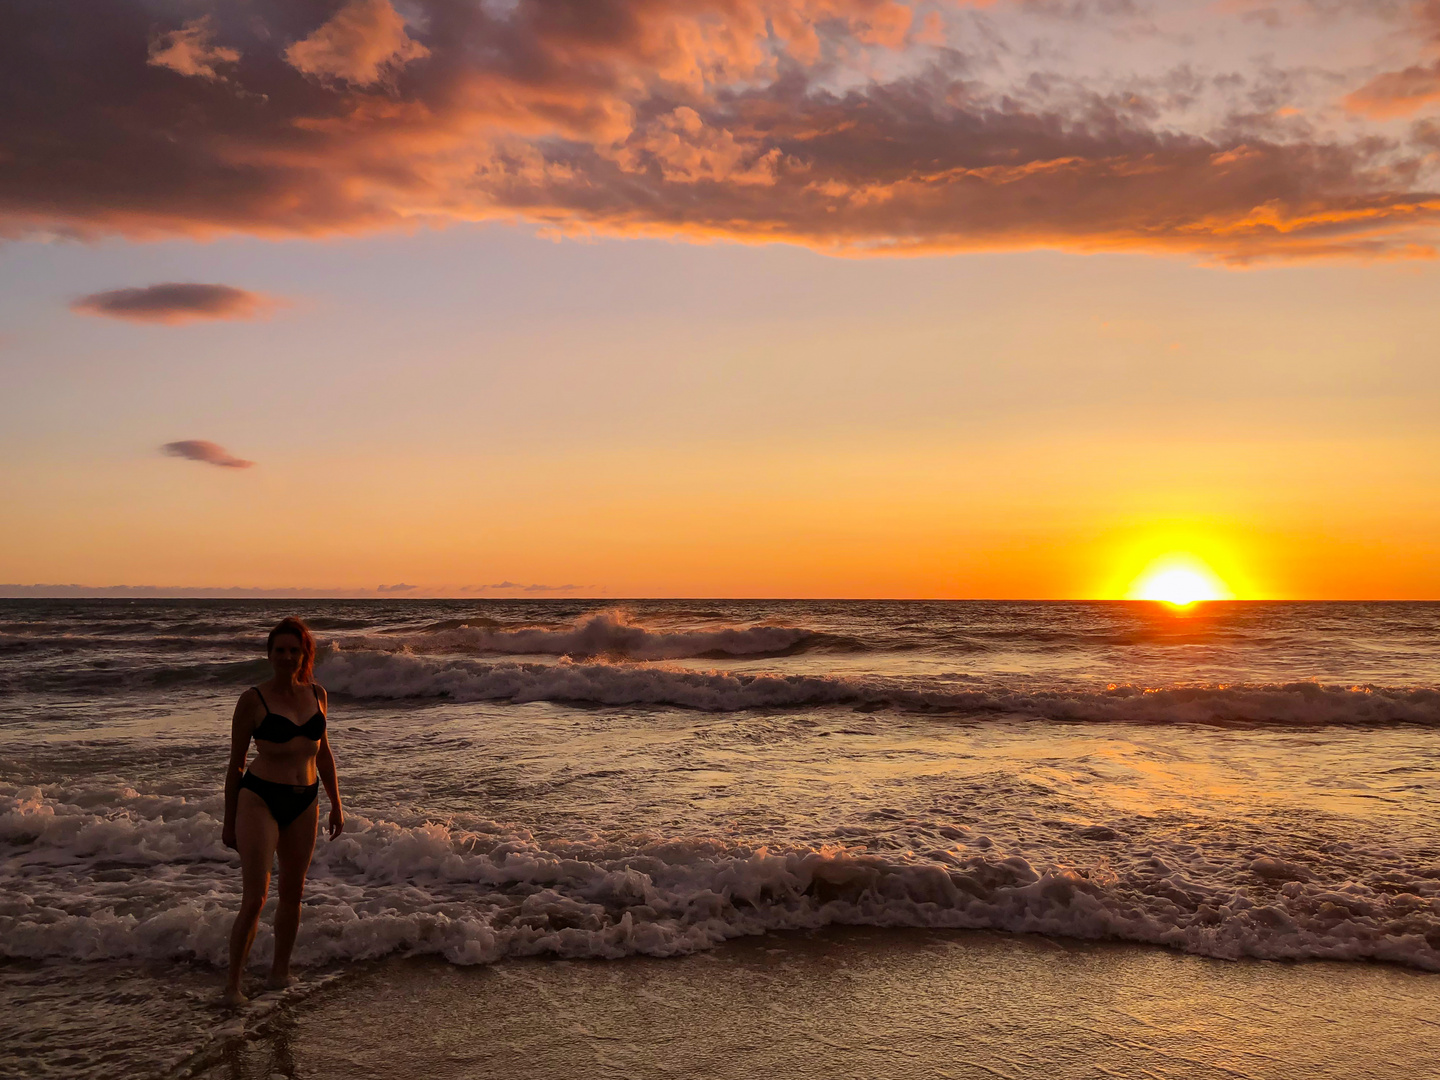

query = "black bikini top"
[251, 686, 326, 743]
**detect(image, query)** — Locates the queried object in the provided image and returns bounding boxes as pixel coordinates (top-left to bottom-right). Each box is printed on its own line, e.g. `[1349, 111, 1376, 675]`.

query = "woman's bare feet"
[220, 987, 248, 1007]
[264, 972, 295, 991]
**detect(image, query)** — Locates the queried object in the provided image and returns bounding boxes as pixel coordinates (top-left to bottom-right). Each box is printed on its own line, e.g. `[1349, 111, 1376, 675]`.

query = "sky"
[2, 0, 1440, 599]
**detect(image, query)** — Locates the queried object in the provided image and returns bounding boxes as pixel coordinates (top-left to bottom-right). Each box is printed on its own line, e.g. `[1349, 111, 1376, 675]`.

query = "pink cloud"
[161, 441, 255, 469]
[1346, 62, 1440, 119]
[147, 17, 241, 81]
[285, 0, 430, 87]
[1343, 0, 1440, 118]
[3, 0, 1438, 261]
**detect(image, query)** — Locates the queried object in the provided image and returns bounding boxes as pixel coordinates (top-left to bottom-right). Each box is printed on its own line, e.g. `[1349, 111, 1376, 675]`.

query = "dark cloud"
[377, 582, 419, 591]
[71, 283, 274, 323]
[161, 440, 255, 469]
[2, 0, 1437, 260]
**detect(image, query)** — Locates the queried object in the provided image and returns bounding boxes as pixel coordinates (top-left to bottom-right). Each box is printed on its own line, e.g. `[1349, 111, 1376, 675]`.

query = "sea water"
[2, 600, 1438, 1075]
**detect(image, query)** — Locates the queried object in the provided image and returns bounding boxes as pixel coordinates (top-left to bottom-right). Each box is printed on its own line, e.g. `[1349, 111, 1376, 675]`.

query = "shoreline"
[183, 927, 1439, 1080]
[6, 926, 1438, 1079]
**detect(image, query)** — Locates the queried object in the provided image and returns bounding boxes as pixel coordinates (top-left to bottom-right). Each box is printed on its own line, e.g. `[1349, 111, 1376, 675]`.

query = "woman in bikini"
[222, 617, 344, 1004]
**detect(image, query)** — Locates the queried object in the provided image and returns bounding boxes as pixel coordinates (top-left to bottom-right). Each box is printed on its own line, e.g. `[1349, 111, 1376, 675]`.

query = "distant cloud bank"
[71, 283, 275, 324]
[0, 585, 353, 599]
[0, 584, 598, 598]
[481, 581, 584, 594]
[162, 440, 255, 469]
[5, 0, 1440, 262]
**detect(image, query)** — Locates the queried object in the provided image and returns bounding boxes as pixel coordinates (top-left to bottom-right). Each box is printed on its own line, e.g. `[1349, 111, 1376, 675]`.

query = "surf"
[316, 649, 1440, 728]
[5, 781, 1437, 972]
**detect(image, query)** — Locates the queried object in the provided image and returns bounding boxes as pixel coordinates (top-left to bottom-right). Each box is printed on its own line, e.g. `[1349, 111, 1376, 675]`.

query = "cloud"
[484, 581, 584, 592]
[1344, 1, 1440, 118]
[0, 584, 350, 597]
[147, 17, 240, 81]
[161, 440, 255, 469]
[71, 283, 276, 324]
[2, 0, 1438, 260]
[0, 582, 593, 597]
[1346, 62, 1440, 118]
[285, 0, 430, 87]
[377, 582, 419, 591]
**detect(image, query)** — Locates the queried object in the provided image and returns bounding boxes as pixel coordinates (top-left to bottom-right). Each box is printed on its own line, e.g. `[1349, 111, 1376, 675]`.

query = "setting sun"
[1126, 554, 1234, 606]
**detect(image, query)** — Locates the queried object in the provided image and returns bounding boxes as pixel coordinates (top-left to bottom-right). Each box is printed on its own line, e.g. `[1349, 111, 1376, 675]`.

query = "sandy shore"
[180, 929, 1439, 1080]
[6, 928, 1435, 1078]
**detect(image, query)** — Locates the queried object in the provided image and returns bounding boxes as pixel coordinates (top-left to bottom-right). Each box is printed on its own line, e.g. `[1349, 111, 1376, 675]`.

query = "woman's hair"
[266, 617, 316, 683]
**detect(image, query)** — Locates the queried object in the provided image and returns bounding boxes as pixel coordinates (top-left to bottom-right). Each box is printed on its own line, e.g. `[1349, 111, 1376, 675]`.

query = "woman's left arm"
[315, 686, 344, 839]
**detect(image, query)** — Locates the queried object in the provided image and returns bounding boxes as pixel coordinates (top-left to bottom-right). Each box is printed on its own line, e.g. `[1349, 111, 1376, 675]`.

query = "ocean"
[2, 599, 1438, 1078]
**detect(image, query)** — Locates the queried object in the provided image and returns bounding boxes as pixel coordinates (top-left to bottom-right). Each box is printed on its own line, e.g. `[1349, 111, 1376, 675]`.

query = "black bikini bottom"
[240, 771, 319, 829]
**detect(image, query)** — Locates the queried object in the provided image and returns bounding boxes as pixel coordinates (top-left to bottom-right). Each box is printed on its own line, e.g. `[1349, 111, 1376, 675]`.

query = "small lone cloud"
[162, 440, 254, 469]
[377, 582, 418, 592]
[72, 283, 276, 324]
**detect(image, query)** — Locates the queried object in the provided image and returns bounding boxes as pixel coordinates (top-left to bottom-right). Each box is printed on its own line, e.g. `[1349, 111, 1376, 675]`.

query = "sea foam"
[4, 783, 1437, 972]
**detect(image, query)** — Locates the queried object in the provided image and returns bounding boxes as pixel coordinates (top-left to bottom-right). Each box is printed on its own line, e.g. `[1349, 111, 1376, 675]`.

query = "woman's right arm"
[222, 692, 254, 850]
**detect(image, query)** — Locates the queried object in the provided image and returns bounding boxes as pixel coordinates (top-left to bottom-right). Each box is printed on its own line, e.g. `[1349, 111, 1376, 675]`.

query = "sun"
[1126, 553, 1233, 607]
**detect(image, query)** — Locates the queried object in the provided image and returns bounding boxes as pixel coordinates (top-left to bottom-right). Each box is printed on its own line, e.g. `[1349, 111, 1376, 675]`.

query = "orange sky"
[3, 1, 1440, 598]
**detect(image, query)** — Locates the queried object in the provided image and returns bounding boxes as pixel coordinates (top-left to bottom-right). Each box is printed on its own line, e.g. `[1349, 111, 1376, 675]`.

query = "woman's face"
[268, 633, 304, 679]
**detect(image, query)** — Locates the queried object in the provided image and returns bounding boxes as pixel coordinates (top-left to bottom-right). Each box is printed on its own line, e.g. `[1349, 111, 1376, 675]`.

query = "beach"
[7, 930, 1437, 1078]
[2, 599, 1438, 1078]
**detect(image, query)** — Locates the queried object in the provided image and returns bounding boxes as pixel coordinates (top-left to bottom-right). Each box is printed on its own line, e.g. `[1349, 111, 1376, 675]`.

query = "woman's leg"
[268, 797, 319, 988]
[225, 788, 278, 1003]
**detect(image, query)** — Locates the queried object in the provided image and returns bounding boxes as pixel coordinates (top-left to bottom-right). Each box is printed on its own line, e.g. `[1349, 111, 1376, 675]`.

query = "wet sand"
[186, 930, 1439, 1080]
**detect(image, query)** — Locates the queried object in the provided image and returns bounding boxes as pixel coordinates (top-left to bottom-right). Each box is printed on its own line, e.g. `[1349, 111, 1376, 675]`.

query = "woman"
[222, 617, 344, 1005]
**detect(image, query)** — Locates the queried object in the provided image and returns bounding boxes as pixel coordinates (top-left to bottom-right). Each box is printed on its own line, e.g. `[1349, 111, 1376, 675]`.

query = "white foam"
[4, 783, 1437, 972]
[316, 649, 1440, 727]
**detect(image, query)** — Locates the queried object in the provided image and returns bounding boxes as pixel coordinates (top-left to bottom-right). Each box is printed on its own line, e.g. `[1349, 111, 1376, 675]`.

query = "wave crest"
[339, 611, 838, 661]
[316, 650, 1440, 727]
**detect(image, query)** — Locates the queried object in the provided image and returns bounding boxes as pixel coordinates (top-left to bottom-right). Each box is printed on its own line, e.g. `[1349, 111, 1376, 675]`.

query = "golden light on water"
[1126, 553, 1234, 607]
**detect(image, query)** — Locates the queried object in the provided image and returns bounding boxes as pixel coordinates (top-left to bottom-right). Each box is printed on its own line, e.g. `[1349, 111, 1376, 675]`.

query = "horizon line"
[2, 586, 1438, 603]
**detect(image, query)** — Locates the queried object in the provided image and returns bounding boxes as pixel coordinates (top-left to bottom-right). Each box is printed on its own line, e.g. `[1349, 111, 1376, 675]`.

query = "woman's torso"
[245, 682, 324, 785]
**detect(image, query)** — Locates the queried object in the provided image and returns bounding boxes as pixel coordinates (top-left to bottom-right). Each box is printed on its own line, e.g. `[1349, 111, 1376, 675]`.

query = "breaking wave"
[3, 783, 1436, 971]
[337, 611, 849, 660]
[317, 650, 1440, 728]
